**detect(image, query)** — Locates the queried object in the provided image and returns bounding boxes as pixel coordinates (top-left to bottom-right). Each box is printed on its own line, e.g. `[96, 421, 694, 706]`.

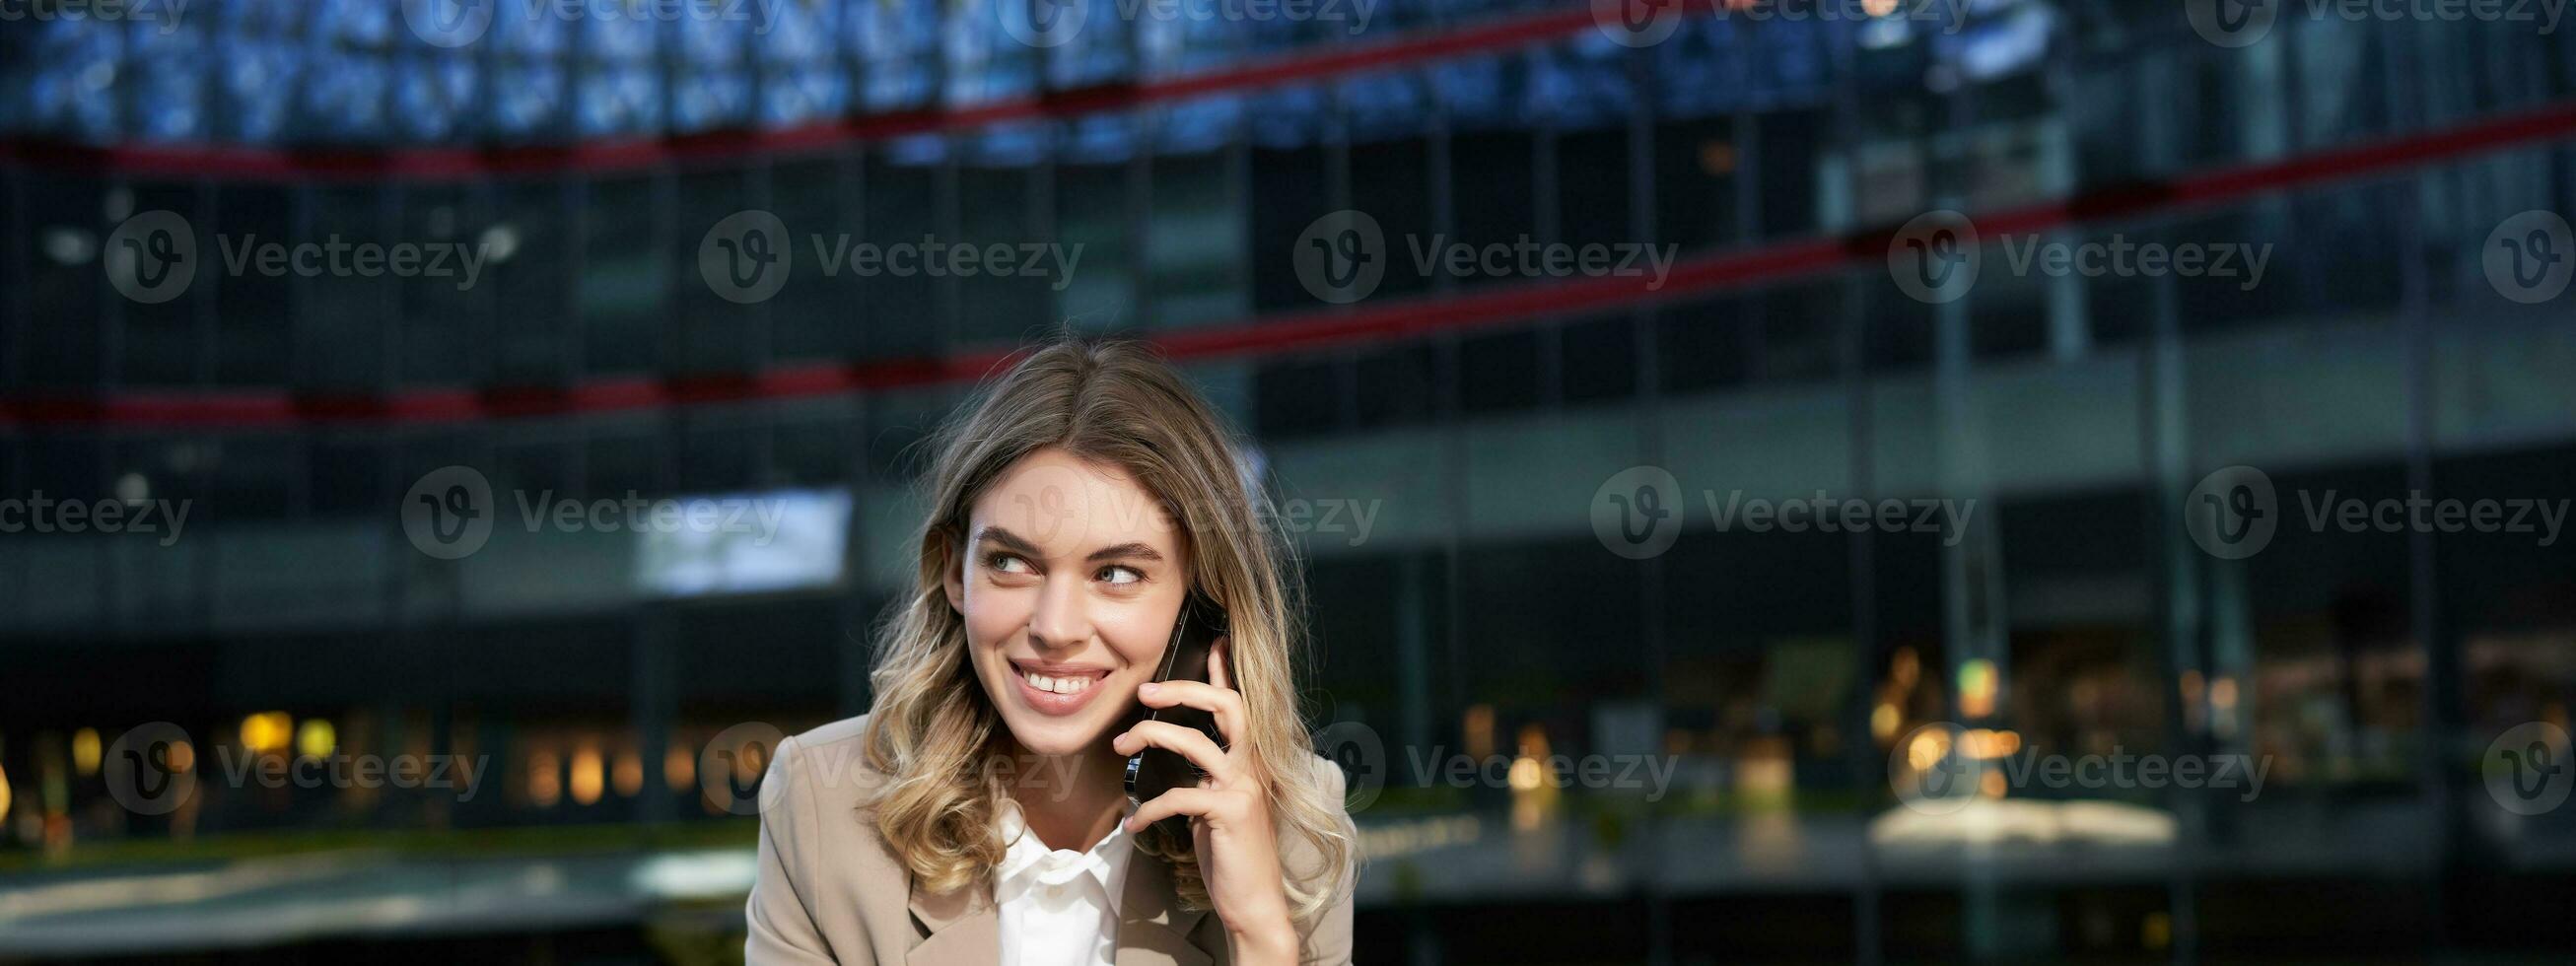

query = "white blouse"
[993, 797, 1137, 966]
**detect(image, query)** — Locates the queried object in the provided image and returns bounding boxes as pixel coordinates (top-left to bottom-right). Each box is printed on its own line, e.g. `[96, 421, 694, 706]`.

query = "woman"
[745, 338, 1358, 965]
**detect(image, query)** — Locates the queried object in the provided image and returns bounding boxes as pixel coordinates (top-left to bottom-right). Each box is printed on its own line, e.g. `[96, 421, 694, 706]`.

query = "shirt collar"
[994, 796, 1135, 914]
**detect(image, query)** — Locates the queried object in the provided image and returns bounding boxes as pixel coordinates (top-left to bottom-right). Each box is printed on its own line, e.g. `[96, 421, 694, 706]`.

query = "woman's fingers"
[1136, 677, 1243, 747]
[1208, 636, 1232, 691]
[1124, 786, 1227, 833]
[1115, 719, 1232, 783]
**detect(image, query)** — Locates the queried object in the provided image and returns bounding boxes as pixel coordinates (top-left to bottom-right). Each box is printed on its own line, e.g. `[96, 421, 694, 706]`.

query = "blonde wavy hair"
[859, 337, 1352, 927]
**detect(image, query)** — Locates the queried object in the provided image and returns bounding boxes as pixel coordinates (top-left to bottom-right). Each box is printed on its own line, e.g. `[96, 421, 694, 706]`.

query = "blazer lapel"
[906, 874, 998, 966]
[1115, 853, 1214, 966]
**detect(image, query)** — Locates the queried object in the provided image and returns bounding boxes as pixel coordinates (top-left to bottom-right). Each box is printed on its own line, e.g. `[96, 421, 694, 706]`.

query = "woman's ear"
[938, 529, 966, 614]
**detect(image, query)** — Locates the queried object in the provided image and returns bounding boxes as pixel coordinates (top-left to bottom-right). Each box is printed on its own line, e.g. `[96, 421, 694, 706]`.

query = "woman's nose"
[1024, 575, 1092, 651]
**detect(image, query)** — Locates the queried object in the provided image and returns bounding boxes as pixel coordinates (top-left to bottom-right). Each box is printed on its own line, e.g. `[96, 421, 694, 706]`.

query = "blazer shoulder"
[769, 713, 889, 814]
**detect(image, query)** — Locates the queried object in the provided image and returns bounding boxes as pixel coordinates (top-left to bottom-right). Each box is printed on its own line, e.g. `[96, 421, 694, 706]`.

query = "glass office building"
[3, 1, 2574, 961]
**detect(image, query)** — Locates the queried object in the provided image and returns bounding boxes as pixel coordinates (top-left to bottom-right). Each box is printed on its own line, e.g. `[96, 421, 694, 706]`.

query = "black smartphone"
[1124, 593, 1227, 838]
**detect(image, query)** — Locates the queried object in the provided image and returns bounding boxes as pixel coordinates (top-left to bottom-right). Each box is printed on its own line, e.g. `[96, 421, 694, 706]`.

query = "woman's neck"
[1002, 737, 1129, 853]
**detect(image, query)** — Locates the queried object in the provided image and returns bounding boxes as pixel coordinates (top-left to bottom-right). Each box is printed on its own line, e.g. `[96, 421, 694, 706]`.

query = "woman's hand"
[1113, 638, 1301, 965]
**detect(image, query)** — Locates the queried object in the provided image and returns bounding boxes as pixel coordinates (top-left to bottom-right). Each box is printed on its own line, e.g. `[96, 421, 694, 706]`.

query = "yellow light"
[1961, 728, 2021, 760]
[1891, 647, 1920, 689]
[239, 713, 293, 754]
[569, 746, 604, 806]
[2142, 912, 2172, 950]
[1907, 729, 1951, 771]
[528, 750, 562, 808]
[166, 740, 195, 774]
[295, 720, 336, 759]
[1516, 724, 1550, 760]
[1506, 756, 1543, 791]
[1462, 705, 1496, 761]
[72, 729, 102, 777]
[2209, 676, 2239, 711]
[1862, 0, 1898, 16]
[0, 761, 12, 818]
[1870, 703, 1901, 742]
[613, 751, 645, 797]
[1980, 770, 2007, 797]
[1958, 659, 1997, 719]
[664, 744, 695, 793]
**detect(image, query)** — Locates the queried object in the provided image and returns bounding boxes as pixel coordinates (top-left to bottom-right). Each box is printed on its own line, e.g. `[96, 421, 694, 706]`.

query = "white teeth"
[1022, 670, 1093, 695]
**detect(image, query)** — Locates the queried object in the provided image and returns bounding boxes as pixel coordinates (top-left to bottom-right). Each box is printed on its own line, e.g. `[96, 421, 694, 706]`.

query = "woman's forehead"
[969, 448, 1183, 556]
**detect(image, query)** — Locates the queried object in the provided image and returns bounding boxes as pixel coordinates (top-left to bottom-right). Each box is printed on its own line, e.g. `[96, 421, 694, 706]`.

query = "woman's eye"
[1098, 565, 1144, 586]
[987, 553, 1032, 575]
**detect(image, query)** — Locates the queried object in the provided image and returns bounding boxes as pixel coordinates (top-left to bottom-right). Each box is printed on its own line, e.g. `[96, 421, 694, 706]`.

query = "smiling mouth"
[1010, 660, 1109, 696]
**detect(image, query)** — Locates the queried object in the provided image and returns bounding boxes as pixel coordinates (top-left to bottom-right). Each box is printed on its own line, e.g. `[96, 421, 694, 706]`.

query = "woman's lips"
[1010, 661, 1111, 717]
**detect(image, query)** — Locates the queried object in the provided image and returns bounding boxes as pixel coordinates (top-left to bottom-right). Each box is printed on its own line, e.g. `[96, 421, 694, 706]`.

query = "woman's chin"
[1001, 715, 1109, 758]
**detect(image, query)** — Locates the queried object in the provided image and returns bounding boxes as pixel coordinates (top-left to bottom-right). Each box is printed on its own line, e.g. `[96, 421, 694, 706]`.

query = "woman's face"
[946, 447, 1189, 759]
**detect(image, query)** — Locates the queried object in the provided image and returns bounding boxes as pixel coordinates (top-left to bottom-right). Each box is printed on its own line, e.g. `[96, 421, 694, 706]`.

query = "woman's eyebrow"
[974, 526, 1044, 558]
[978, 528, 1163, 565]
[1085, 542, 1165, 564]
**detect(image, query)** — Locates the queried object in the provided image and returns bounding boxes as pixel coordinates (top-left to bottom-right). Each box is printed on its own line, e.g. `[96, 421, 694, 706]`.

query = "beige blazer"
[744, 715, 1356, 966]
